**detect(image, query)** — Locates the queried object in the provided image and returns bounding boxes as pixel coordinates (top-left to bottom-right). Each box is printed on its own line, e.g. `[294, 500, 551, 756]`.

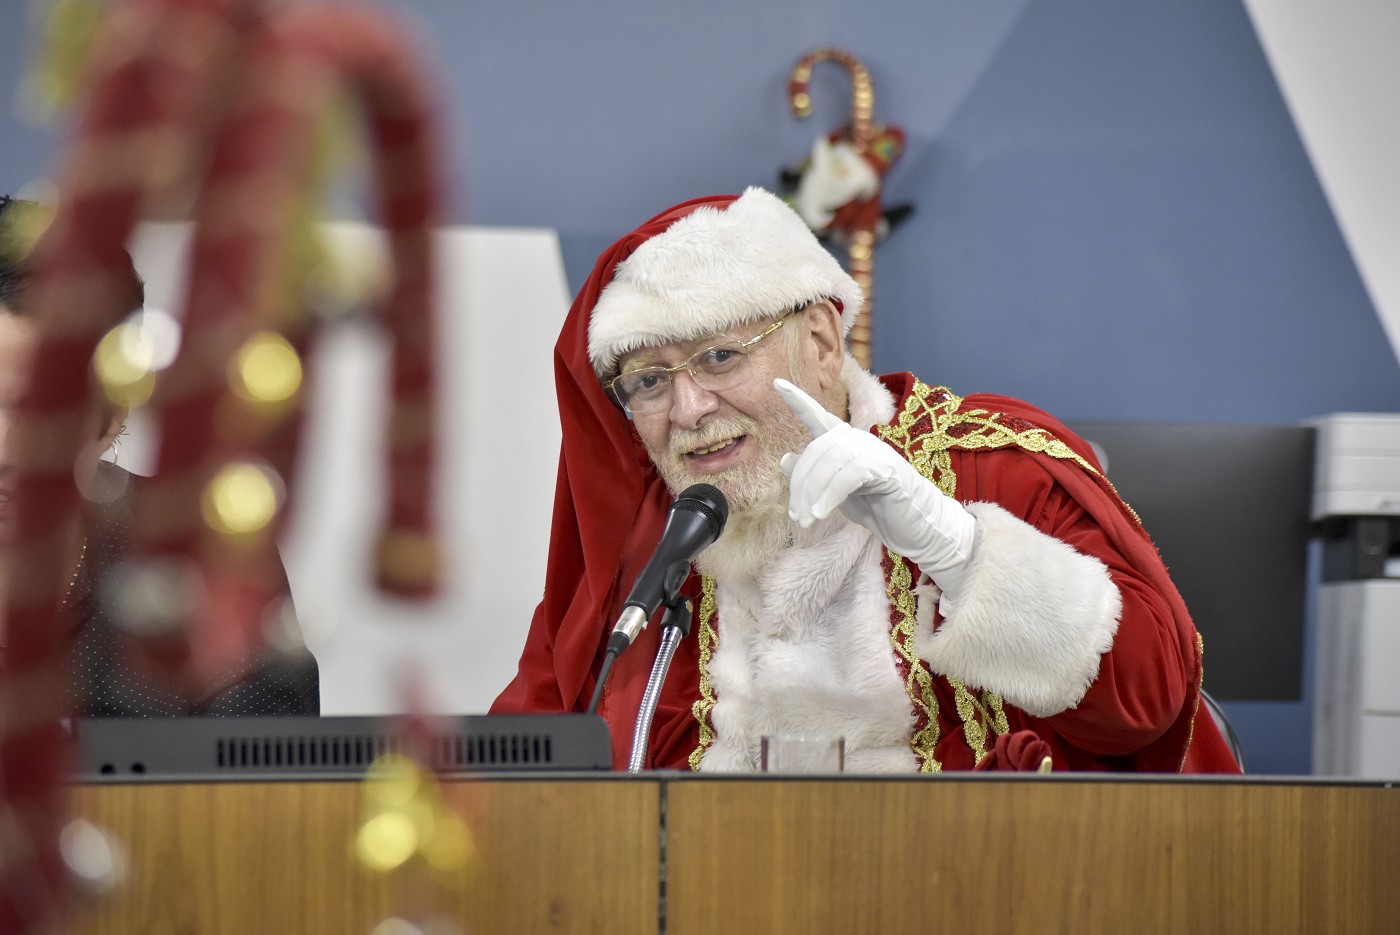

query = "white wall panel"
[126, 223, 570, 714]
[1243, 0, 1400, 365]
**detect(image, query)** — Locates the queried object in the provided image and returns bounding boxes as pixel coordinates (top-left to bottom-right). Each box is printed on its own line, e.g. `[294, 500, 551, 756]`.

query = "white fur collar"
[842, 356, 895, 431]
[698, 362, 915, 773]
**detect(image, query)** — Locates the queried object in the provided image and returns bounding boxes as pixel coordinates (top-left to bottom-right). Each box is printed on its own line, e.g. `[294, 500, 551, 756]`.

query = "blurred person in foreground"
[494, 187, 1240, 774]
[0, 195, 319, 716]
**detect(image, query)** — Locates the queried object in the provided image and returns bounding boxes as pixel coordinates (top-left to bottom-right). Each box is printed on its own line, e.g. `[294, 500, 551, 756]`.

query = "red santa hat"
[587, 186, 863, 377]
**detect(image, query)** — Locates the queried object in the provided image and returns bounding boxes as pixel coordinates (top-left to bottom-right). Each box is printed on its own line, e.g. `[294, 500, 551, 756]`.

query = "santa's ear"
[801, 299, 846, 391]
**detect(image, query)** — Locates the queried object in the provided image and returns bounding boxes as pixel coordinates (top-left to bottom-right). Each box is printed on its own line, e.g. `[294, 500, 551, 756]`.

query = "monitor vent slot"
[214, 731, 558, 770]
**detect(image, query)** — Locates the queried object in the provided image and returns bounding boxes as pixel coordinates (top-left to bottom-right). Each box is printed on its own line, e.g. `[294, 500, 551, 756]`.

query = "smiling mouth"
[686, 436, 745, 459]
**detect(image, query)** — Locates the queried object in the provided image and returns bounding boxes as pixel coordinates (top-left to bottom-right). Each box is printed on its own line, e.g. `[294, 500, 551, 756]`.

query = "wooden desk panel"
[665, 779, 1400, 935]
[69, 779, 658, 935]
[67, 777, 1399, 935]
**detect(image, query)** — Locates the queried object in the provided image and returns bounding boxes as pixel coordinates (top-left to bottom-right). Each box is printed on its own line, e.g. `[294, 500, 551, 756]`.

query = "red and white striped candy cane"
[1, 4, 248, 928]
[129, 1, 444, 685]
[788, 46, 879, 368]
[0, 0, 444, 929]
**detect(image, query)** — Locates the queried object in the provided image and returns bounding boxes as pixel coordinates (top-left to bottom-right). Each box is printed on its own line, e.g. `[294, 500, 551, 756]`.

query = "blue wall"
[875, 1, 1400, 423]
[5, 0, 1396, 773]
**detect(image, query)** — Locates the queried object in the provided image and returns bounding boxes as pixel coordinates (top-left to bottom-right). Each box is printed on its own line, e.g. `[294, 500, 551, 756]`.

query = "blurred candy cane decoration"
[787, 47, 906, 370]
[127, 2, 444, 682]
[0, 0, 443, 929]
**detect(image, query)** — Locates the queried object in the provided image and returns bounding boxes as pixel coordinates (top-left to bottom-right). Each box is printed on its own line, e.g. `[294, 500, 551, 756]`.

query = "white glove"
[775, 378, 977, 601]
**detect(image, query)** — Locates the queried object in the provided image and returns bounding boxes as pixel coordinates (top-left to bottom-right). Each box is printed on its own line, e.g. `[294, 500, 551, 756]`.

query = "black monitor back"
[73, 714, 613, 781]
[1068, 420, 1314, 701]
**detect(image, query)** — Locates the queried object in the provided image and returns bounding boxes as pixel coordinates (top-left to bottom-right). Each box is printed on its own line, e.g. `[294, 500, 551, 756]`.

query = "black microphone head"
[674, 483, 729, 541]
[617, 482, 731, 623]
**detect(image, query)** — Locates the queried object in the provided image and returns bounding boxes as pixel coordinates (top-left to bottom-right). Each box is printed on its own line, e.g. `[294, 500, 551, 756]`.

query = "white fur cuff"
[917, 502, 1122, 716]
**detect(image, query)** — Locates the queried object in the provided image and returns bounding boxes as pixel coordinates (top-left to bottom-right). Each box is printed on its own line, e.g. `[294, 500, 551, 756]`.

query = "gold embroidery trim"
[879, 380, 1043, 764]
[1180, 631, 1205, 773]
[984, 691, 1010, 735]
[879, 380, 1142, 525]
[882, 380, 1102, 477]
[876, 384, 959, 498]
[687, 575, 719, 771]
[949, 678, 989, 765]
[885, 550, 941, 772]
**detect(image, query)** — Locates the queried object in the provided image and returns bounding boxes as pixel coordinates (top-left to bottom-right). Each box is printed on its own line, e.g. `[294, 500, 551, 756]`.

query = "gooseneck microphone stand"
[584, 561, 691, 719]
[583, 483, 726, 767]
[627, 597, 695, 773]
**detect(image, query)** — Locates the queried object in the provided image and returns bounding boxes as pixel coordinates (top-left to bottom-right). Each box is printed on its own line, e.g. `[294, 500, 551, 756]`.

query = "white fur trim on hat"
[587, 187, 863, 376]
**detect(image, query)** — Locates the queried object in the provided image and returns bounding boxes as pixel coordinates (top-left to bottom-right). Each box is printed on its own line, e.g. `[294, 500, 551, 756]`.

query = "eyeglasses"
[607, 308, 801, 416]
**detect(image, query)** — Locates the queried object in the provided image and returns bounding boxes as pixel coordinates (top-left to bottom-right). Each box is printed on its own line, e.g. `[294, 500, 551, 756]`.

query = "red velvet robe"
[493, 359, 1241, 774]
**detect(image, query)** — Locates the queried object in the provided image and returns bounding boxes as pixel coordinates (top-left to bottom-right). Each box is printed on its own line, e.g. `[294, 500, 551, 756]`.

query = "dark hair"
[0, 195, 145, 316]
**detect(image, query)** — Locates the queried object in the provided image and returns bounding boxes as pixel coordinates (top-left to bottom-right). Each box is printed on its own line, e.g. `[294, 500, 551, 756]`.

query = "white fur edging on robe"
[914, 502, 1122, 718]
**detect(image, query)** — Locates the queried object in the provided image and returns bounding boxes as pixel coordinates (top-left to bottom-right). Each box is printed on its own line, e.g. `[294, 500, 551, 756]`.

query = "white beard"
[645, 382, 816, 582]
[692, 474, 797, 581]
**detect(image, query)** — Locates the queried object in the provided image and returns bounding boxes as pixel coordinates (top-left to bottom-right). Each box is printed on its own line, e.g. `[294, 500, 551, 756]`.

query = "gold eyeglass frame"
[606, 306, 804, 417]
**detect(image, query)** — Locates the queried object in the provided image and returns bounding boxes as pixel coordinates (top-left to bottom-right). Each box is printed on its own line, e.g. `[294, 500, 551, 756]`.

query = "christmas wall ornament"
[781, 47, 913, 369]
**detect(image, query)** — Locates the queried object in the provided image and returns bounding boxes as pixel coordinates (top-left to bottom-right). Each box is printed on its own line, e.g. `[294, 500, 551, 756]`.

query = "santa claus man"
[493, 187, 1239, 774]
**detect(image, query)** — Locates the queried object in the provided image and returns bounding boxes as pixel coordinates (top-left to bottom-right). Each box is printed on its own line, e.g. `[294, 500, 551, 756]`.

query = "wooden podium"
[69, 775, 1399, 934]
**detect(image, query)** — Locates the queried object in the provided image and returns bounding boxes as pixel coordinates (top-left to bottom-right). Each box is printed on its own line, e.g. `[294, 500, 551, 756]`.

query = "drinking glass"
[760, 734, 845, 774]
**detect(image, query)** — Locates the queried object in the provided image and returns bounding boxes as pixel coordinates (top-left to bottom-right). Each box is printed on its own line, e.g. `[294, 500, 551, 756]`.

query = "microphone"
[585, 483, 728, 717]
[608, 483, 728, 654]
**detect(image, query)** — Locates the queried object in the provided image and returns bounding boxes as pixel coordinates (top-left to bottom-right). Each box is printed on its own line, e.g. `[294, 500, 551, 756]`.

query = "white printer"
[1311, 413, 1400, 777]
